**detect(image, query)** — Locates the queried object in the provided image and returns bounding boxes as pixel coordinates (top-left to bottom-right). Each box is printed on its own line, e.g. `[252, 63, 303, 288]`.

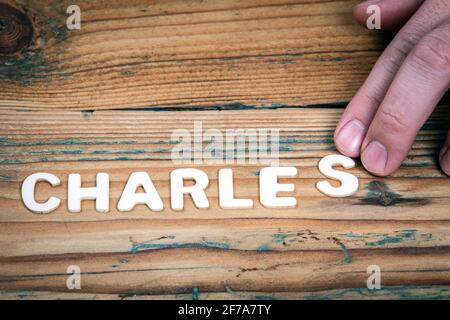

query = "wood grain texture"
[0, 0, 449, 300]
[0, 0, 388, 110]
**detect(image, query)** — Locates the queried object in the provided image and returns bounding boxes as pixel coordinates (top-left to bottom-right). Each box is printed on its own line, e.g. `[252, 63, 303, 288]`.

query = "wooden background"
[0, 0, 449, 299]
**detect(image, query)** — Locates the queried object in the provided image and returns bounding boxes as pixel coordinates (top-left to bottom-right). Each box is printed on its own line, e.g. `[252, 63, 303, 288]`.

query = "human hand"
[334, 0, 450, 176]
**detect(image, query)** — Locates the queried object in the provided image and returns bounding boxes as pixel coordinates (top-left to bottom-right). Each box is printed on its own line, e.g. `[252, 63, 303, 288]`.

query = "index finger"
[335, 0, 450, 157]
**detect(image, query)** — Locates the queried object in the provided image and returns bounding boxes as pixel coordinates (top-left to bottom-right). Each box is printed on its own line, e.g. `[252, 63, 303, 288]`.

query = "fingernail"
[336, 119, 366, 156]
[361, 140, 388, 174]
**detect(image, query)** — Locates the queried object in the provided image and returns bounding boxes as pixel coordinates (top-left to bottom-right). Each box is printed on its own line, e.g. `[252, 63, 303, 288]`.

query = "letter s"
[316, 154, 359, 197]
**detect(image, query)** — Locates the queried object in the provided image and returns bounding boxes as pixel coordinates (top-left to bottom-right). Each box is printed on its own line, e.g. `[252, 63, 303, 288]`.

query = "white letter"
[66, 5, 81, 30]
[68, 173, 109, 213]
[259, 167, 297, 208]
[117, 172, 163, 211]
[66, 265, 81, 289]
[171, 168, 209, 210]
[366, 4, 381, 30]
[316, 154, 359, 197]
[367, 265, 381, 290]
[21, 173, 61, 213]
[218, 168, 253, 209]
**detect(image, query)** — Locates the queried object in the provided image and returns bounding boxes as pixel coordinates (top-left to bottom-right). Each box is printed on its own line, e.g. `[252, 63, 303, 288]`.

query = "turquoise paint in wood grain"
[25, 149, 84, 155]
[339, 242, 352, 264]
[191, 288, 200, 300]
[254, 295, 277, 300]
[272, 232, 291, 243]
[116, 101, 349, 112]
[0, 159, 23, 164]
[256, 245, 272, 252]
[401, 162, 432, 168]
[365, 230, 417, 247]
[13, 290, 36, 299]
[344, 232, 371, 239]
[360, 181, 429, 207]
[0, 174, 14, 181]
[303, 285, 450, 300]
[343, 230, 436, 247]
[120, 69, 135, 76]
[81, 111, 94, 119]
[130, 241, 231, 254]
[117, 149, 149, 155]
[0, 137, 139, 147]
[0, 51, 58, 85]
[279, 138, 334, 143]
[314, 57, 350, 62]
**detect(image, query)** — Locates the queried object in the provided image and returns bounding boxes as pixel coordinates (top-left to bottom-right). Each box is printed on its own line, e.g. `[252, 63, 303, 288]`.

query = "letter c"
[21, 173, 61, 213]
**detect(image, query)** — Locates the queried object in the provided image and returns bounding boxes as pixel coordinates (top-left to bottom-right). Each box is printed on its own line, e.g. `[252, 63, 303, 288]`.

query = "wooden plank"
[0, 108, 449, 222]
[0, 247, 449, 294]
[0, 0, 387, 110]
[0, 219, 449, 257]
[0, 108, 447, 169]
[2, 286, 450, 300]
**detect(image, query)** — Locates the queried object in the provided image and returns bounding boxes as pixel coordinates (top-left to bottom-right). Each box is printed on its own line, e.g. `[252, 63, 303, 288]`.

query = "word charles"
[21, 155, 359, 214]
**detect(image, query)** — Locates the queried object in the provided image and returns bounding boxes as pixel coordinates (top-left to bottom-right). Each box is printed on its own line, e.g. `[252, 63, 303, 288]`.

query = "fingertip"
[352, 2, 370, 27]
[361, 140, 390, 176]
[334, 119, 366, 158]
[353, 0, 382, 28]
[336, 145, 361, 158]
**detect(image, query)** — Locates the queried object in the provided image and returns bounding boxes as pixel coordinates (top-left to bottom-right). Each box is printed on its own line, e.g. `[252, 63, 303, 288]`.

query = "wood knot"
[0, 3, 33, 55]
